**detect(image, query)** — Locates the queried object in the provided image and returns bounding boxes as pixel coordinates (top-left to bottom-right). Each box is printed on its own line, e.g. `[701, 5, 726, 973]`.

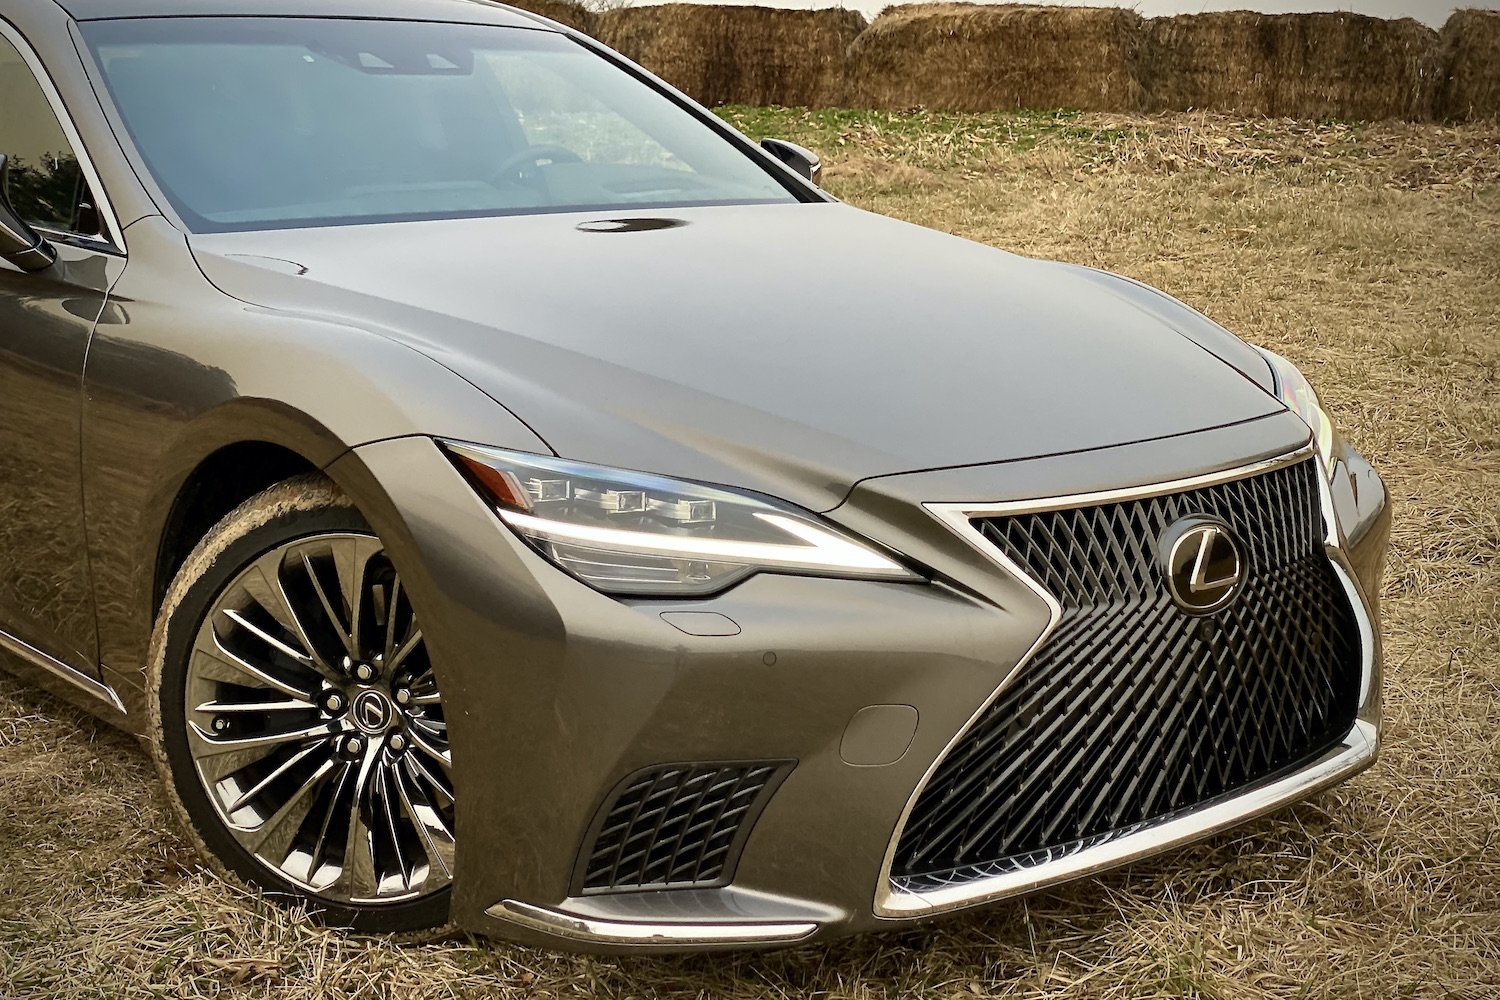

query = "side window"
[0, 30, 101, 238]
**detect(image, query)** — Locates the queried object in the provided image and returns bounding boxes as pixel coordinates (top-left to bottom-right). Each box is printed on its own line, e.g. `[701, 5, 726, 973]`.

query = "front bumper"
[330, 414, 1388, 952]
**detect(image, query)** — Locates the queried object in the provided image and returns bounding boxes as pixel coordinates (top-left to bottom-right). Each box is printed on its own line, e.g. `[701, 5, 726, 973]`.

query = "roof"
[56, 0, 544, 27]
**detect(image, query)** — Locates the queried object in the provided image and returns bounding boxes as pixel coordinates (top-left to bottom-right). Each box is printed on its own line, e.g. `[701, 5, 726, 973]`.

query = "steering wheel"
[489, 144, 583, 187]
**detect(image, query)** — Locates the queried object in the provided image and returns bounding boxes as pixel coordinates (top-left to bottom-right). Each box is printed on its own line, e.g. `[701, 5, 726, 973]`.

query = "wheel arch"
[143, 398, 357, 617]
[153, 440, 322, 616]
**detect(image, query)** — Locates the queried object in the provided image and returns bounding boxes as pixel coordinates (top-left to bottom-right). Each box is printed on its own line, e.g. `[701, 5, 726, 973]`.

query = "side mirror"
[760, 138, 822, 187]
[0, 154, 56, 272]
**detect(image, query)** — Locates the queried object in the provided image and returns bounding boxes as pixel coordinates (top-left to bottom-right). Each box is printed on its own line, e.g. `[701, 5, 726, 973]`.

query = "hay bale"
[845, 3, 1146, 113]
[596, 5, 866, 108]
[502, 0, 597, 36]
[1438, 9, 1500, 120]
[1143, 11, 1442, 121]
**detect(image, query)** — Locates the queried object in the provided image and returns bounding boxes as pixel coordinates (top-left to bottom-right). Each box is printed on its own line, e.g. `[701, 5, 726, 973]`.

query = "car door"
[0, 21, 125, 677]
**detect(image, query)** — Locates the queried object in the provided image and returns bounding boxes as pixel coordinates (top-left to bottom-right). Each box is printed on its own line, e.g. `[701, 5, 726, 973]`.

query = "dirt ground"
[2, 109, 1497, 998]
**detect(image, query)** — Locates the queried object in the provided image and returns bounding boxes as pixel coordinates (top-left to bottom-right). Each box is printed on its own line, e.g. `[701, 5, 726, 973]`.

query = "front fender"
[84, 215, 549, 693]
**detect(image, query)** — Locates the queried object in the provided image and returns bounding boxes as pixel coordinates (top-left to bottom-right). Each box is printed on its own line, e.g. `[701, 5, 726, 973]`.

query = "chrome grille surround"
[875, 443, 1381, 918]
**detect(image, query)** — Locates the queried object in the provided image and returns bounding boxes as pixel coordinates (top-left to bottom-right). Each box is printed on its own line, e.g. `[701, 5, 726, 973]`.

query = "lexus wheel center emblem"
[352, 690, 394, 734]
[1162, 518, 1245, 614]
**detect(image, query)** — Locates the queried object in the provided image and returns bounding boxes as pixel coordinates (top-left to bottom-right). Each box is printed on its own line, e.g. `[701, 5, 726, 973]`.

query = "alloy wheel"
[183, 533, 454, 905]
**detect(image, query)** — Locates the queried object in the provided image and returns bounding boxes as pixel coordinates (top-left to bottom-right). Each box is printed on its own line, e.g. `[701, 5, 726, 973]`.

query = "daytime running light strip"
[498, 510, 906, 573]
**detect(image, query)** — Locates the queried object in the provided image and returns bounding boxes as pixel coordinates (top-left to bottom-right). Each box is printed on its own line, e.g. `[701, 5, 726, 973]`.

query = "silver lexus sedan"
[0, 0, 1388, 951]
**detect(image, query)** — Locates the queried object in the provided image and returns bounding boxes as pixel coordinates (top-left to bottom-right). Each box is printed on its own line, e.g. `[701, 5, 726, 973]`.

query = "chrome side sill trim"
[877, 718, 1377, 916]
[0, 627, 126, 714]
[485, 899, 818, 946]
[875, 443, 1381, 919]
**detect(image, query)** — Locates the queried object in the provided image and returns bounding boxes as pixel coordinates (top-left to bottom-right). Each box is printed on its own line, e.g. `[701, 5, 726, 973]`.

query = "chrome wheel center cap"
[351, 689, 395, 734]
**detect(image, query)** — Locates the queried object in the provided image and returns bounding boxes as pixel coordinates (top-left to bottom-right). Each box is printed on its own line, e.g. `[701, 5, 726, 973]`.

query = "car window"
[81, 18, 800, 233]
[486, 50, 682, 171]
[0, 31, 102, 238]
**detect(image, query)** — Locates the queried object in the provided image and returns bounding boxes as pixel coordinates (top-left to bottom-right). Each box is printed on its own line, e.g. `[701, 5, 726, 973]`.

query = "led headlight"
[444, 442, 920, 596]
[1254, 347, 1343, 477]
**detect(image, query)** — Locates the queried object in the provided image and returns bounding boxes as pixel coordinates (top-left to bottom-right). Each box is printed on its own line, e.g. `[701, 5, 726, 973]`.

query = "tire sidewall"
[149, 477, 451, 934]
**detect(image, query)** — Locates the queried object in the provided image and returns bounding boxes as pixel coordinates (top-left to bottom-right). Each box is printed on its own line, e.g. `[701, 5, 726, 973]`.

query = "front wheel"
[147, 475, 454, 932]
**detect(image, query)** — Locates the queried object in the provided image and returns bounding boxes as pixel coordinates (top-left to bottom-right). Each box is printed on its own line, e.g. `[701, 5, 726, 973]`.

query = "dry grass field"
[2, 108, 1497, 998]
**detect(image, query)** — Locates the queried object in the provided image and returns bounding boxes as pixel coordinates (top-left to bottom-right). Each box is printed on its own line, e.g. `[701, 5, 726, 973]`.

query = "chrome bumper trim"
[485, 899, 819, 946]
[0, 627, 126, 714]
[878, 716, 1376, 916]
[876, 443, 1381, 918]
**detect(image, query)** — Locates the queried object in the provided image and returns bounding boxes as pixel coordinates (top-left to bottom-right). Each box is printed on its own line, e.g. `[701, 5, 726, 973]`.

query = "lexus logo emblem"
[352, 690, 393, 734]
[1161, 518, 1245, 615]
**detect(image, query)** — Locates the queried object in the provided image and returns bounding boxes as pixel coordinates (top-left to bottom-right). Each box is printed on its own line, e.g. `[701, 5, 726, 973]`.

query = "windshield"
[81, 18, 799, 232]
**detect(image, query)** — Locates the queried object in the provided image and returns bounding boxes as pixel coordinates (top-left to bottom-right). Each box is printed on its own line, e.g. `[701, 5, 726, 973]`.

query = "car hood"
[190, 202, 1283, 512]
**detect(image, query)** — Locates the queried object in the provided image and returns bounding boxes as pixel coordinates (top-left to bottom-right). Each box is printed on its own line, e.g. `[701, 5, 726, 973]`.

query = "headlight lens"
[444, 442, 920, 596]
[1254, 347, 1342, 477]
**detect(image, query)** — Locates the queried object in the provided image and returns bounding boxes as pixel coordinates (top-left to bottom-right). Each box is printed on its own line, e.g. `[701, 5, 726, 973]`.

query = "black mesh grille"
[576, 761, 792, 894]
[891, 458, 1363, 890]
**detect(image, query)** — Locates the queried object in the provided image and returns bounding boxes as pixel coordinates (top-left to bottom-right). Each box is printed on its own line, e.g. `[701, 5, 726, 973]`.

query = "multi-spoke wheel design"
[183, 533, 454, 906]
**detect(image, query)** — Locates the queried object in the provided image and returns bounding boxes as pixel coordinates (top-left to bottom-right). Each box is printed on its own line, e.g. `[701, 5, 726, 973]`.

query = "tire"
[147, 474, 453, 933]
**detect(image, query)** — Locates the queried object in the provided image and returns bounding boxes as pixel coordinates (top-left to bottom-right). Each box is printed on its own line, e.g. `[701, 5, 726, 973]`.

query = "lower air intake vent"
[575, 760, 793, 894]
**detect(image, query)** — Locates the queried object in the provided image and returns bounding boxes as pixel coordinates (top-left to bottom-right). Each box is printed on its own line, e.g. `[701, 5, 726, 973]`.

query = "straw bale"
[502, 0, 597, 36]
[596, 5, 866, 108]
[1438, 9, 1500, 120]
[1142, 11, 1442, 121]
[846, 3, 1146, 113]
